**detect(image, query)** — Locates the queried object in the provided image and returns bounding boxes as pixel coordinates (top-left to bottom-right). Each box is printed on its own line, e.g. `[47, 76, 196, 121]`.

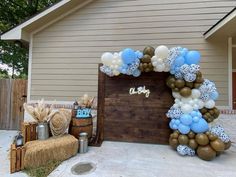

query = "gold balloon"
[172, 132, 179, 139]
[208, 133, 218, 141]
[143, 46, 155, 57]
[194, 83, 201, 88]
[188, 131, 195, 139]
[141, 54, 151, 63]
[185, 82, 193, 88]
[210, 139, 225, 152]
[180, 87, 192, 97]
[175, 79, 185, 89]
[196, 134, 209, 146]
[224, 141, 231, 150]
[200, 108, 208, 114]
[178, 135, 189, 145]
[197, 145, 216, 161]
[143, 63, 148, 69]
[189, 139, 198, 149]
[169, 138, 179, 149]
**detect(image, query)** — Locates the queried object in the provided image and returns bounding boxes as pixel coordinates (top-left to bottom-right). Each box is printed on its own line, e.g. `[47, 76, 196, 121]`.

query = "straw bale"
[24, 134, 78, 169]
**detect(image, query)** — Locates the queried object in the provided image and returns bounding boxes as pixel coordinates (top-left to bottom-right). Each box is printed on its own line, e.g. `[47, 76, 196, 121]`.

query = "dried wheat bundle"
[23, 99, 54, 123]
[77, 94, 95, 108]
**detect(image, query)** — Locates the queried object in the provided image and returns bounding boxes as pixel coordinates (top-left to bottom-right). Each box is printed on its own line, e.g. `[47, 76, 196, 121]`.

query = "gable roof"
[204, 7, 236, 39]
[0, 0, 93, 42]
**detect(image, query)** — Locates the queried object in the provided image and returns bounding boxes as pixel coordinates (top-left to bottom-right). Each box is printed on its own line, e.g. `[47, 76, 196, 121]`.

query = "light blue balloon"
[135, 51, 143, 59]
[186, 51, 201, 65]
[180, 48, 188, 56]
[210, 91, 219, 100]
[174, 56, 185, 66]
[121, 48, 136, 64]
[192, 116, 200, 123]
[175, 119, 181, 125]
[190, 118, 209, 133]
[132, 69, 141, 77]
[180, 114, 192, 125]
[178, 124, 191, 134]
[190, 111, 198, 117]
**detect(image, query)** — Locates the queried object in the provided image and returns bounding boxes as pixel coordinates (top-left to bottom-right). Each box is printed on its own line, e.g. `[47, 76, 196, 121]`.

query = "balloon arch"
[100, 45, 231, 161]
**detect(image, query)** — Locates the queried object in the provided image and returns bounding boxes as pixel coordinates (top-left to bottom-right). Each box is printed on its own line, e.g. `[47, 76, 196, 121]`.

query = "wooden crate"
[10, 144, 26, 173]
[21, 122, 37, 144]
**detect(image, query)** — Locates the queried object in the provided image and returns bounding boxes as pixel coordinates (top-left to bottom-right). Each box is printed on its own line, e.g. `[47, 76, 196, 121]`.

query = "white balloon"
[181, 104, 193, 114]
[155, 45, 169, 59]
[193, 98, 199, 104]
[113, 70, 120, 76]
[156, 58, 164, 64]
[172, 92, 181, 99]
[198, 100, 204, 109]
[181, 97, 192, 103]
[179, 102, 184, 107]
[191, 89, 201, 99]
[101, 52, 113, 66]
[175, 98, 180, 104]
[173, 103, 179, 108]
[193, 104, 199, 110]
[205, 99, 215, 109]
[152, 61, 158, 67]
[156, 63, 165, 72]
[189, 100, 194, 106]
[151, 56, 158, 62]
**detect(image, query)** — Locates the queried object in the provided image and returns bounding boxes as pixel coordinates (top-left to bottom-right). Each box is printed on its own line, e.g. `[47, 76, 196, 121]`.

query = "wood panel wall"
[96, 69, 173, 144]
[0, 79, 27, 130]
[31, 0, 236, 106]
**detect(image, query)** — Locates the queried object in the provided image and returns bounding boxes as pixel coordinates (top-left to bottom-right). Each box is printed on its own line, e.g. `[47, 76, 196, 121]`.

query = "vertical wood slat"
[10, 144, 16, 173]
[21, 122, 38, 144]
[10, 144, 26, 173]
[0, 79, 27, 130]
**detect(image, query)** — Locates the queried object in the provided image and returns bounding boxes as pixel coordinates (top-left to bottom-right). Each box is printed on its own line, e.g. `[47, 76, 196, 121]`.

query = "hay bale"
[24, 134, 78, 169]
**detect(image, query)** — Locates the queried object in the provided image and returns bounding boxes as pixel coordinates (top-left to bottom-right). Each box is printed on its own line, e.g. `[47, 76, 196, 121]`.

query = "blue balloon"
[174, 56, 185, 66]
[135, 51, 143, 59]
[190, 111, 198, 117]
[178, 124, 191, 134]
[121, 48, 136, 64]
[132, 69, 141, 77]
[175, 119, 181, 125]
[210, 91, 219, 100]
[185, 51, 201, 65]
[190, 118, 209, 133]
[180, 48, 188, 56]
[180, 114, 192, 125]
[192, 116, 200, 123]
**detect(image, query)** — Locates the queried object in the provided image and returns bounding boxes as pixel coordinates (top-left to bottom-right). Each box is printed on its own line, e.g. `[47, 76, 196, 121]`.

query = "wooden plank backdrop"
[95, 66, 174, 145]
[0, 79, 27, 130]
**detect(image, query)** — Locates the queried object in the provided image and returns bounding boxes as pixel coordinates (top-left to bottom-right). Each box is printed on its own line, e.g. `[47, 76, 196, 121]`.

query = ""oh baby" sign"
[129, 86, 150, 98]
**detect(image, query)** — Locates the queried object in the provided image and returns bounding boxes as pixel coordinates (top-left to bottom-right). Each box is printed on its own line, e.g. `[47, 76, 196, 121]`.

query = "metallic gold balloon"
[175, 79, 185, 89]
[185, 82, 194, 88]
[180, 87, 192, 97]
[143, 46, 155, 57]
[188, 131, 195, 139]
[189, 139, 198, 149]
[210, 139, 225, 152]
[224, 141, 231, 150]
[178, 135, 189, 145]
[208, 133, 218, 141]
[197, 145, 216, 161]
[141, 54, 151, 63]
[196, 133, 209, 146]
[169, 138, 179, 149]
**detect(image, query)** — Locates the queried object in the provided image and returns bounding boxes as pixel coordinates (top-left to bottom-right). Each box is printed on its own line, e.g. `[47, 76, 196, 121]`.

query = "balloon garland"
[100, 45, 231, 161]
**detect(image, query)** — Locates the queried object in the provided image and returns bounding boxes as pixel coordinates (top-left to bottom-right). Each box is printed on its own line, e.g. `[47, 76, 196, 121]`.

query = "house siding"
[31, 0, 236, 106]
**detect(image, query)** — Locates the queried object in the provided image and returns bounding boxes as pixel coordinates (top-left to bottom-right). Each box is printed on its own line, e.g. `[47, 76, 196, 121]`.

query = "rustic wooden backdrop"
[0, 79, 27, 130]
[96, 69, 174, 145]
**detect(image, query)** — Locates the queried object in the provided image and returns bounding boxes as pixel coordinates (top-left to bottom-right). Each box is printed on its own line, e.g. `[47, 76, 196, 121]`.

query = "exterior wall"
[31, 0, 236, 106]
[233, 48, 236, 70]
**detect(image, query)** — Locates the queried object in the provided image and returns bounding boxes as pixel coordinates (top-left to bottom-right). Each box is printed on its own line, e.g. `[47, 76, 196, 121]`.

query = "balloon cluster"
[168, 110, 209, 134]
[139, 46, 154, 72]
[151, 45, 170, 72]
[169, 129, 231, 161]
[100, 48, 143, 77]
[100, 45, 231, 161]
[166, 73, 203, 97]
[200, 107, 220, 123]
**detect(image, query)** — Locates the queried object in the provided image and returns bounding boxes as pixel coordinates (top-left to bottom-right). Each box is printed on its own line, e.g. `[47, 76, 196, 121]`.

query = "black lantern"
[15, 132, 23, 147]
[73, 100, 79, 110]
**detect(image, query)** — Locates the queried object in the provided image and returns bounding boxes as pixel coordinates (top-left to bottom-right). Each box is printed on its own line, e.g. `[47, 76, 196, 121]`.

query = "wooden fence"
[0, 79, 27, 130]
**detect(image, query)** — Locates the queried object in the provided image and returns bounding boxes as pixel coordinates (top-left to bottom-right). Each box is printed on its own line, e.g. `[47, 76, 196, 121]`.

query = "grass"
[23, 160, 62, 177]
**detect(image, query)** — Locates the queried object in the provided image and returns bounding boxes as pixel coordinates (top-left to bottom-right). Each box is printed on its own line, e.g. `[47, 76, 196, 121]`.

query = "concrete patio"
[1, 114, 236, 177]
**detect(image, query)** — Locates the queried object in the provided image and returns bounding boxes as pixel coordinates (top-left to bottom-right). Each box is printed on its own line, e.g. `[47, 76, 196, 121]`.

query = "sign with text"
[96, 70, 174, 145]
